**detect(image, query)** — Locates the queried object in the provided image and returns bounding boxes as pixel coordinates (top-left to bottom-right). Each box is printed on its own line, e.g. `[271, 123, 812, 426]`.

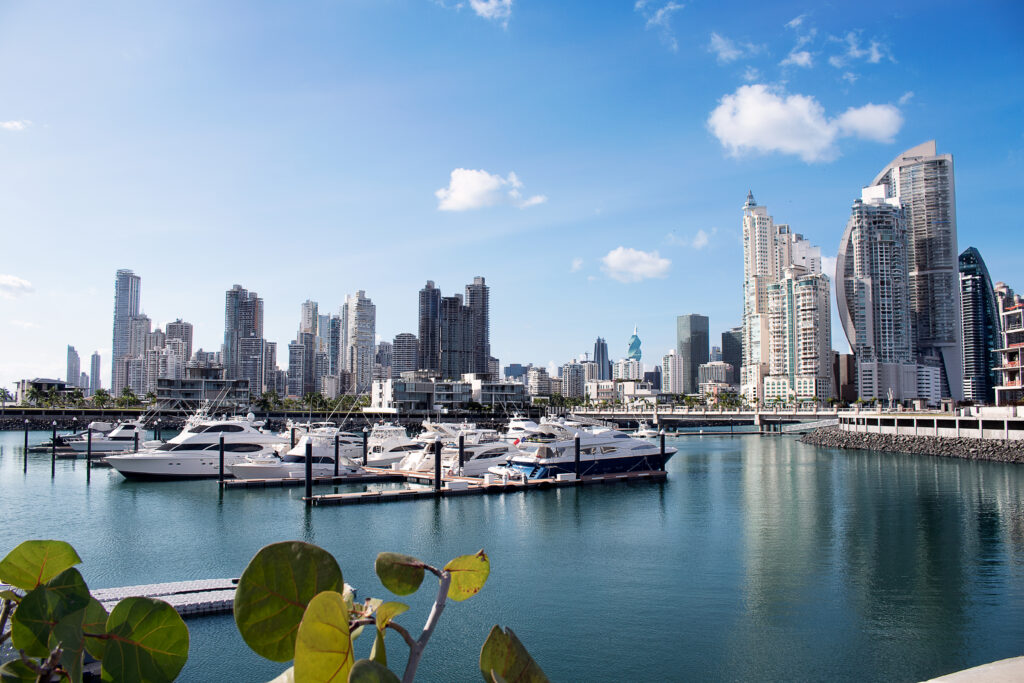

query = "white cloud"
[0, 120, 30, 131]
[898, 91, 914, 106]
[691, 228, 718, 249]
[601, 247, 671, 283]
[469, 0, 512, 24]
[842, 72, 858, 84]
[780, 50, 813, 68]
[636, 2, 685, 51]
[828, 55, 844, 68]
[707, 84, 905, 162]
[570, 258, 583, 272]
[830, 32, 892, 68]
[742, 66, 760, 82]
[0, 274, 34, 299]
[708, 33, 763, 64]
[10, 320, 38, 329]
[820, 256, 837, 280]
[435, 168, 546, 211]
[785, 14, 806, 29]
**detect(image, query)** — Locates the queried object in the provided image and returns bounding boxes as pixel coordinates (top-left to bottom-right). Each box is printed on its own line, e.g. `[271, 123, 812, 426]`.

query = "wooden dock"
[222, 472, 405, 489]
[91, 578, 239, 617]
[306, 469, 668, 506]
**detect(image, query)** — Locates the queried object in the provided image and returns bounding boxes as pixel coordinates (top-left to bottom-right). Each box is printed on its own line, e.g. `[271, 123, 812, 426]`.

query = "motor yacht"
[633, 421, 660, 438]
[490, 422, 675, 480]
[398, 437, 523, 477]
[228, 425, 366, 479]
[105, 413, 286, 480]
[66, 421, 145, 453]
[365, 424, 420, 467]
[503, 415, 540, 444]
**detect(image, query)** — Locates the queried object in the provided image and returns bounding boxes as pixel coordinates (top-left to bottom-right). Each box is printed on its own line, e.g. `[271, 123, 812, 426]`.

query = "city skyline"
[1, 1, 1022, 390]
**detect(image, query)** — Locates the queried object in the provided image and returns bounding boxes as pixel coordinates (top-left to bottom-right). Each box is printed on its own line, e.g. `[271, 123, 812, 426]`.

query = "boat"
[228, 425, 366, 480]
[105, 413, 287, 480]
[29, 421, 117, 452]
[66, 421, 146, 453]
[633, 421, 660, 438]
[490, 422, 676, 480]
[503, 415, 540, 444]
[397, 428, 523, 477]
[365, 424, 421, 467]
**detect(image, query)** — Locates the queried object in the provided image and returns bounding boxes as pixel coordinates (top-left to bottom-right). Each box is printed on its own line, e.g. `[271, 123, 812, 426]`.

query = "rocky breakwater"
[801, 426, 1024, 464]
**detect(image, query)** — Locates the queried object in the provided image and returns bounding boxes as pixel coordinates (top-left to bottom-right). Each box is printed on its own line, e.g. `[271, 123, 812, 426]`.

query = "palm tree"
[70, 389, 85, 407]
[144, 391, 157, 405]
[92, 389, 111, 409]
[26, 386, 44, 407]
[0, 387, 12, 413]
[45, 387, 61, 408]
[116, 387, 139, 408]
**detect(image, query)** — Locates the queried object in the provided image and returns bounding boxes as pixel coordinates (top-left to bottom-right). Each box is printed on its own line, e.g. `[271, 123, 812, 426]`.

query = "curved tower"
[628, 326, 642, 361]
[959, 247, 1000, 404]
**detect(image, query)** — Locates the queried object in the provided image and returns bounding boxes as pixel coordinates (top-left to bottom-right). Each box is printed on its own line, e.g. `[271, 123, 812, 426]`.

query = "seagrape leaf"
[294, 591, 354, 683]
[268, 667, 295, 683]
[10, 567, 91, 657]
[444, 550, 490, 602]
[53, 597, 109, 683]
[0, 659, 37, 682]
[0, 540, 81, 590]
[370, 629, 387, 667]
[234, 541, 344, 662]
[479, 626, 549, 683]
[101, 597, 189, 683]
[374, 602, 408, 631]
[349, 659, 400, 683]
[374, 553, 424, 596]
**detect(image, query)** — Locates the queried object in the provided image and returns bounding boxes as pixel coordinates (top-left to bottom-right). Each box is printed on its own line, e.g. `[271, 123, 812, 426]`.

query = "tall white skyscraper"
[662, 349, 684, 394]
[90, 352, 101, 393]
[763, 267, 833, 402]
[300, 300, 318, 335]
[342, 290, 376, 393]
[869, 141, 961, 399]
[741, 192, 827, 404]
[66, 346, 81, 387]
[111, 269, 141, 392]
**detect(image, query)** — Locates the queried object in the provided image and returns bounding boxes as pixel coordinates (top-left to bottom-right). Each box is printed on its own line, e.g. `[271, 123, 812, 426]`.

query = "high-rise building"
[165, 319, 194, 364]
[66, 346, 81, 387]
[90, 352, 101, 393]
[870, 141, 961, 399]
[300, 300, 318, 335]
[80, 372, 89, 391]
[328, 315, 342, 374]
[342, 290, 376, 392]
[287, 340, 305, 397]
[995, 300, 1024, 406]
[763, 268, 833, 402]
[392, 333, 418, 376]
[465, 276, 491, 377]
[721, 327, 742, 381]
[710, 346, 722, 362]
[676, 315, 709, 394]
[223, 285, 264, 380]
[837, 186, 918, 401]
[440, 295, 473, 380]
[612, 358, 642, 380]
[959, 247, 1001, 404]
[239, 337, 267, 398]
[560, 362, 585, 398]
[593, 337, 611, 380]
[418, 281, 441, 373]
[111, 269, 141, 392]
[627, 327, 642, 361]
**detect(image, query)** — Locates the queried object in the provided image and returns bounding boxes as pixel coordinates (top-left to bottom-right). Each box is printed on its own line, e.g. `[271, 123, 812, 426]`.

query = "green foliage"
[102, 597, 189, 682]
[349, 659, 401, 683]
[294, 591, 355, 682]
[0, 541, 189, 683]
[479, 626, 549, 683]
[0, 540, 82, 590]
[374, 553, 425, 596]
[443, 551, 490, 602]
[233, 541, 344, 662]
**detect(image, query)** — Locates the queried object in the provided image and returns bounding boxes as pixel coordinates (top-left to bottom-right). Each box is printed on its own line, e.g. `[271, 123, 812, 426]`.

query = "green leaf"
[358, 598, 383, 618]
[374, 553, 424, 596]
[0, 540, 81, 590]
[268, 667, 295, 683]
[294, 591, 354, 683]
[0, 659, 37, 682]
[444, 550, 490, 602]
[479, 626, 549, 683]
[234, 541, 344, 663]
[348, 659, 400, 683]
[101, 597, 189, 683]
[374, 602, 408, 631]
[0, 589, 21, 602]
[10, 567, 91, 657]
[369, 629, 387, 667]
[53, 597, 109, 683]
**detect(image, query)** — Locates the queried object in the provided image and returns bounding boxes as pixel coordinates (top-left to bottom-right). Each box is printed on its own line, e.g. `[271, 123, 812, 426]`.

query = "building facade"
[662, 349, 684, 394]
[593, 337, 611, 380]
[111, 269, 141, 393]
[66, 346, 81, 387]
[342, 290, 376, 393]
[763, 268, 833, 403]
[959, 247, 1001, 404]
[223, 284, 264, 381]
[677, 314, 709, 394]
[417, 281, 441, 373]
[90, 352, 101, 394]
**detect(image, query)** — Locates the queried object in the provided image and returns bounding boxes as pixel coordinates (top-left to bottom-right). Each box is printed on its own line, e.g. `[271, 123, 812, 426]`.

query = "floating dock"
[91, 578, 238, 617]
[306, 469, 668, 506]
[222, 472, 405, 488]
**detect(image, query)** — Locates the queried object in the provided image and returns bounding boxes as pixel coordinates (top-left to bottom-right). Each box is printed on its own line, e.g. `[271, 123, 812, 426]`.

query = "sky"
[1, 0, 1023, 390]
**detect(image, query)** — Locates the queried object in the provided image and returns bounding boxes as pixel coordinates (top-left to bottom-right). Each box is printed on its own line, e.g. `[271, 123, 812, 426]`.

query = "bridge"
[569, 408, 840, 432]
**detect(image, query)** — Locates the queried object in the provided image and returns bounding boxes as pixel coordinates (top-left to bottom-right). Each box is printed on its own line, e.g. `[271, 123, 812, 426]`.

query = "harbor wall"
[801, 426, 1024, 464]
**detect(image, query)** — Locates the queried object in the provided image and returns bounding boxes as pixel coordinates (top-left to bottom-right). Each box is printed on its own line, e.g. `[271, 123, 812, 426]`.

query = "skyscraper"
[418, 281, 441, 373]
[722, 327, 742, 383]
[90, 352, 101, 393]
[869, 141, 961, 399]
[593, 337, 610, 380]
[837, 186, 917, 401]
[343, 290, 376, 392]
[764, 268, 833, 402]
[465, 276, 491, 376]
[223, 285, 264, 380]
[676, 315, 709, 395]
[662, 349, 684, 394]
[66, 346, 81, 387]
[111, 269, 141, 392]
[392, 333, 418, 377]
[959, 247, 1001, 404]
[300, 300, 318, 335]
[165, 319, 194, 364]
[440, 295, 472, 379]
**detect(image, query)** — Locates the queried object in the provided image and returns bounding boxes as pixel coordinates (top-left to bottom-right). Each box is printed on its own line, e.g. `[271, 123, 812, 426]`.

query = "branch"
[401, 570, 451, 683]
[0, 598, 12, 639]
[0, 629, 10, 645]
[386, 621, 416, 649]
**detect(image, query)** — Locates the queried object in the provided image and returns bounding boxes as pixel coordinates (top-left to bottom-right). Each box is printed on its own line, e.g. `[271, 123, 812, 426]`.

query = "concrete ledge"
[924, 656, 1024, 682]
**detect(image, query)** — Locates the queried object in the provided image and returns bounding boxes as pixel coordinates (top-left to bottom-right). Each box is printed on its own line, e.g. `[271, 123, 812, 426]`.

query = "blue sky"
[1, 0, 1022, 389]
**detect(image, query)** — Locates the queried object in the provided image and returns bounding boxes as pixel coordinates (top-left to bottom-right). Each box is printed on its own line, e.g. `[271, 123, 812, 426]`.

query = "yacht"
[105, 413, 287, 480]
[228, 425, 365, 479]
[397, 428, 522, 477]
[490, 422, 676, 480]
[633, 421, 660, 439]
[66, 421, 146, 453]
[503, 415, 540, 444]
[365, 424, 421, 467]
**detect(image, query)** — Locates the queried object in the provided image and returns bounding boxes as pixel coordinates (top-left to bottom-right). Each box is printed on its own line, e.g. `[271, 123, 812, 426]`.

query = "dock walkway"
[91, 578, 238, 617]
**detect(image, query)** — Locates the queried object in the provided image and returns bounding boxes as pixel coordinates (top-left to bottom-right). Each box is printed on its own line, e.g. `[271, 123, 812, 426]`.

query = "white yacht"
[633, 421, 660, 438]
[503, 415, 540, 444]
[228, 425, 365, 480]
[105, 413, 287, 480]
[365, 424, 420, 467]
[66, 421, 145, 453]
[490, 422, 676, 480]
[398, 430, 523, 477]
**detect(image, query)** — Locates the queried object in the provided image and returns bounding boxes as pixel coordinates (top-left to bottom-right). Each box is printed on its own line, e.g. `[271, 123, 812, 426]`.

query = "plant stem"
[386, 621, 416, 649]
[0, 598, 12, 638]
[401, 570, 451, 683]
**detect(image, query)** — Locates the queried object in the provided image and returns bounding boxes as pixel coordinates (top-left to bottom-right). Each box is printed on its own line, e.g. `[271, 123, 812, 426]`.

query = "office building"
[393, 333, 418, 376]
[676, 314, 709, 394]
[870, 141, 961, 399]
[722, 327, 742, 380]
[465, 276, 491, 377]
[66, 346, 80, 387]
[439, 295, 473, 380]
[223, 285, 264, 380]
[959, 247, 1001, 404]
[418, 281, 441, 373]
[111, 269, 141, 392]
[287, 341, 305, 397]
[644, 367, 661, 391]
[593, 337, 611, 380]
[90, 352, 101, 393]
[504, 363, 530, 381]
[627, 327, 642, 361]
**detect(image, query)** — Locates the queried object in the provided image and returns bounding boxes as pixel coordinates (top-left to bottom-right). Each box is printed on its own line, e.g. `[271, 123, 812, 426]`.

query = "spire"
[744, 190, 756, 208]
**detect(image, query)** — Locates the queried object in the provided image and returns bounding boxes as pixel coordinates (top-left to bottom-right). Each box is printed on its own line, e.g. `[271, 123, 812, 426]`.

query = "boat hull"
[506, 450, 675, 479]
[105, 453, 249, 480]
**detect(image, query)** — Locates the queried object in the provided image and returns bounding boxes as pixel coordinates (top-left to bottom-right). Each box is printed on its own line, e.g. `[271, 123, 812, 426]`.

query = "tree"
[0, 387, 11, 412]
[116, 387, 139, 408]
[92, 388, 111, 409]
[26, 386, 43, 407]
[145, 391, 157, 405]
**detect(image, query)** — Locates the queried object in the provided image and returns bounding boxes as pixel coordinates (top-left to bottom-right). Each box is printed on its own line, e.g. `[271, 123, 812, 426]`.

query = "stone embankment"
[801, 426, 1024, 464]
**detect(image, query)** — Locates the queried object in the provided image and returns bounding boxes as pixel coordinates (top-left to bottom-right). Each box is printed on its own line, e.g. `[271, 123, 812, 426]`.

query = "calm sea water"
[2, 430, 1023, 682]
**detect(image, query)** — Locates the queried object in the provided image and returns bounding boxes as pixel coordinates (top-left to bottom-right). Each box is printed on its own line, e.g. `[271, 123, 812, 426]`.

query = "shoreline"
[801, 426, 1024, 464]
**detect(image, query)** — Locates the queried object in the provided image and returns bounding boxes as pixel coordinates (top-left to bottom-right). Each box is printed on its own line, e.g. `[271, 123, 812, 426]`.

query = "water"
[2, 430, 1024, 682]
